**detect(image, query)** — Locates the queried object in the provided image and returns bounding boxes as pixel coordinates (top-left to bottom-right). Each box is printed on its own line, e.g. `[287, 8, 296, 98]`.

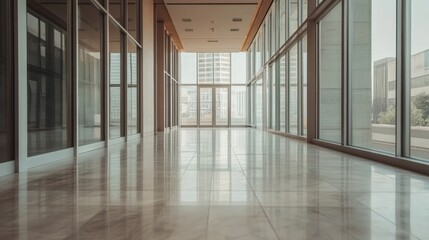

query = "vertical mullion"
[123, 0, 128, 137]
[286, 52, 289, 133]
[104, 8, 110, 144]
[396, 0, 411, 157]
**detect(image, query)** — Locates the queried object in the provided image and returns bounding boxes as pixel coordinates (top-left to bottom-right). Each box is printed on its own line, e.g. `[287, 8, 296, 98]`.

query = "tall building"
[0, 0, 428, 239]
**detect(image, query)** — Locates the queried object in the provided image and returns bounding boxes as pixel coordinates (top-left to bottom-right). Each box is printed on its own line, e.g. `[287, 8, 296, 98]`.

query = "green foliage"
[414, 93, 429, 119]
[377, 102, 429, 126]
[378, 106, 395, 125]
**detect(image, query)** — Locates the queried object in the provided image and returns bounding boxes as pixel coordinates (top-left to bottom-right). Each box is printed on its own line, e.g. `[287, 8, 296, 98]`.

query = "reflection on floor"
[0, 128, 428, 239]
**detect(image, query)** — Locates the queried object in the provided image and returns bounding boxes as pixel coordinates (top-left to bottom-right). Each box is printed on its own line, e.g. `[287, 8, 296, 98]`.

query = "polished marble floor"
[0, 128, 429, 239]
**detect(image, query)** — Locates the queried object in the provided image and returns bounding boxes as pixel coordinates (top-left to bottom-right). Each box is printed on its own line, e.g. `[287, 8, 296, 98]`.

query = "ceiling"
[164, 0, 259, 52]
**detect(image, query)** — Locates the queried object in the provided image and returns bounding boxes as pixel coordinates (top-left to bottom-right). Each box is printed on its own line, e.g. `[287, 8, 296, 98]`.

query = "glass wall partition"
[27, 1, 71, 156]
[180, 52, 247, 127]
[349, 0, 396, 153]
[247, 0, 429, 171]
[0, 0, 13, 163]
[78, 1, 104, 145]
[410, 0, 429, 160]
[318, 2, 342, 143]
[109, 21, 122, 139]
[127, 39, 138, 135]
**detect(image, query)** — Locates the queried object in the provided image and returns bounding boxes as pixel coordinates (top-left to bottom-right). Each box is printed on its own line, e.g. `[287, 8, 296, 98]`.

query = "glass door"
[199, 87, 213, 126]
[215, 87, 229, 126]
[198, 86, 230, 126]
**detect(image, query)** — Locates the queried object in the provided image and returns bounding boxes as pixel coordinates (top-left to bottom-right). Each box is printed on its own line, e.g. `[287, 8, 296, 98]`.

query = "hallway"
[0, 128, 428, 239]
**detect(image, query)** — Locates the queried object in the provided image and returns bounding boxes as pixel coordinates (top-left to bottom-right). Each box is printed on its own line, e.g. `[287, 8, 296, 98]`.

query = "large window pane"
[231, 86, 247, 125]
[214, 53, 230, 84]
[181, 86, 197, 125]
[231, 53, 247, 84]
[271, 10, 276, 56]
[280, 55, 287, 132]
[109, 22, 122, 139]
[289, 44, 298, 134]
[256, 78, 263, 128]
[78, 1, 104, 145]
[128, 0, 139, 41]
[350, 0, 396, 153]
[200, 88, 212, 126]
[215, 87, 228, 125]
[198, 53, 214, 84]
[180, 53, 197, 84]
[289, 0, 298, 36]
[109, 0, 122, 24]
[410, 0, 429, 160]
[0, 0, 13, 162]
[270, 64, 276, 129]
[319, 2, 342, 143]
[302, 36, 308, 136]
[302, 0, 308, 22]
[279, 0, 286, 45]
[127, 40, 138, 135]
[27, 1, 70, 156]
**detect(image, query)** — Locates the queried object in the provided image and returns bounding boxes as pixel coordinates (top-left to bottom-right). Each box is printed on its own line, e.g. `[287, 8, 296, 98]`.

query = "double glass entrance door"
[198, 86, 229, 126]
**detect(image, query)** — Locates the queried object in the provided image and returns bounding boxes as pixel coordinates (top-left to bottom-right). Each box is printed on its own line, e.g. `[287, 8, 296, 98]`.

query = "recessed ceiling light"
[230, 28, 239, 32]
[185, 28, 193, 32]
[207, 40, 219, 43]
[232, 18, 242, 22]
[182, 18, 192, 22]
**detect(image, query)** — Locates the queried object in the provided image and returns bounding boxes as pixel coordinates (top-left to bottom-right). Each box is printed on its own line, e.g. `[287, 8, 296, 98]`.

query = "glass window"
[231, 52, 247, 84]
[181, 86, 197, 125]
[349, 0, 396, 153]
[180, 53, 197, 84]
[256, 78, 263, 128]
[410, 0, 429, 160]
[109, 22, 122, 139]
[109, 0, 122, 24]
[199, 88, 212, 126]
[302, 36, 308, 136]
[289, 0, 299, 36]
[78, 1, 104, 145]
[279, 0, 286, 45]
[215, 87, 229, 125]
[280, 55, 287, 132]
[27, 2, 71, 156]
[198, 53, 214, 84]
[0, 0, 13, 162]
[231, 86, 247, 125]
[302, 0, 308, 22]
[127, 39, 138, 135]
[270, 64, 276, 129]
[128, 0, 139, 41]
[214, 53, 230, 84]
[264, 21, 270, 63]
[270, 10, 276, 56]
[289, 44, 298, 134]
[318, 2, 342, 143]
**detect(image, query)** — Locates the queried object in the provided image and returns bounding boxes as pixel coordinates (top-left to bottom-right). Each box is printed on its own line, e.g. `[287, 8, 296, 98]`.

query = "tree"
[378, 106, 395, 125]
[414, 93, 429, 119]
[377, 103, 429, 126]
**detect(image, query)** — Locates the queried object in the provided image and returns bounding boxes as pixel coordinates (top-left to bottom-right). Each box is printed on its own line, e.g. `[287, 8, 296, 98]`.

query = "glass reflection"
[78, 1, 104, 145]
[109, 22, 122, 139]
[410, 0, 429, 160]
[318, 3, 342, 143]
[27, 0, 71, 156]
[127, 39, 138, 135]
[0, 0, 13, 163]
